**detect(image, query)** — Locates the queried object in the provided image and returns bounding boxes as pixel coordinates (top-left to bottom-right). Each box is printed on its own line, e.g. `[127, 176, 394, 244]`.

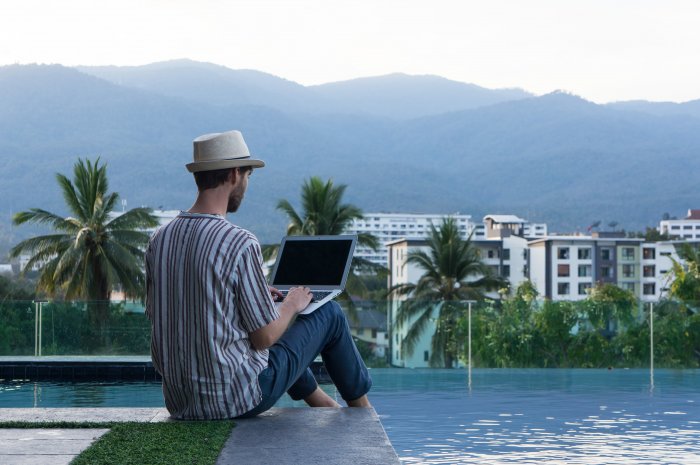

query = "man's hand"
[249, 286, 312, 350]
[283, 287, 313, 313]
[269, 286, 284, 302]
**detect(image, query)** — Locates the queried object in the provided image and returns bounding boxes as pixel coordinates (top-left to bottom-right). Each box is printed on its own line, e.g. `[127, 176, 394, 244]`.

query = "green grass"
[0, 421, 235, 465]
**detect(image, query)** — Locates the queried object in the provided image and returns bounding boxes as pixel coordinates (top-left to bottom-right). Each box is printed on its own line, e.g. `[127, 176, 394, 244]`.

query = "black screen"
[273, 239, 353, 286]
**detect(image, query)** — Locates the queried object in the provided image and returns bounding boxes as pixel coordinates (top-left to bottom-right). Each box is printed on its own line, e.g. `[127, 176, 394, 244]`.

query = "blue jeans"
[238, 301, 372, 418]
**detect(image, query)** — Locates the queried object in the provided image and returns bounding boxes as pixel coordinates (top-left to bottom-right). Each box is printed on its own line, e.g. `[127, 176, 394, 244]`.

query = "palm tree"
[10, 158, 158, 329]
[667, 243, 700, 309]
[389, 217, 506, 367]
[273, 176, 383, 309]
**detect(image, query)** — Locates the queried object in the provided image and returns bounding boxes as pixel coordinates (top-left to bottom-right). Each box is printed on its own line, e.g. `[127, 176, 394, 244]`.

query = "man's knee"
[320, 301, 348, 327]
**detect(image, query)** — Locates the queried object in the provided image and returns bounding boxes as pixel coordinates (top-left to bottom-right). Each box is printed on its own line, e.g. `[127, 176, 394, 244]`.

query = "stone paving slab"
[0, 428, 108, 465]
[217, 407, 400, 465]
[0, 407, 170, 423]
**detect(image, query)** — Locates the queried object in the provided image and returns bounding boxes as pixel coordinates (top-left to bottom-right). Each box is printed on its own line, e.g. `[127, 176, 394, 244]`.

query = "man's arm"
[249, 287, 312, 350]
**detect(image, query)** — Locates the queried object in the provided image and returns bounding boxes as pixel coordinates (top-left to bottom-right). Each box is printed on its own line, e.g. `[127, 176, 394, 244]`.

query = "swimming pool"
[2, 368, 699, 464]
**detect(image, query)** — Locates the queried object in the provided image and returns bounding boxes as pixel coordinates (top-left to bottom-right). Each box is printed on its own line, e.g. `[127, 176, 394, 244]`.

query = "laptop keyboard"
[279, 290, 334, 302]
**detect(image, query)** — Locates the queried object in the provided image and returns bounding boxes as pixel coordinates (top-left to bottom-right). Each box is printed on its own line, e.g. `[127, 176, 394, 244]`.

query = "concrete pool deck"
[0, 407, 400, 464]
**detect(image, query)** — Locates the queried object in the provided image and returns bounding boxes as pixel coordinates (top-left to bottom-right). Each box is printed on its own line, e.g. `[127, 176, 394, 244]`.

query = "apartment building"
[345, 213, 476, 267]
[347, 213, 546, 267]
[528, 235, 644, 301]
[528, 235, 697, 302]
[659, 209, 700, 240]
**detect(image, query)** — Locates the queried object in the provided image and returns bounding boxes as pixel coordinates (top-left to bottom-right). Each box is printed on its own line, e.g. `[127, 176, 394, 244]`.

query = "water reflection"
[370, 369, 700, 464]
[1, 369, 699, 464]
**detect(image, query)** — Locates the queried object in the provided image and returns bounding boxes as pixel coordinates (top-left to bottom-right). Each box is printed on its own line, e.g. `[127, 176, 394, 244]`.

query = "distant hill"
[1, 62, 699, 255]
[310, 73, 531, 119]
[607, 99, 700, 119]
[78, 60, 532, 119]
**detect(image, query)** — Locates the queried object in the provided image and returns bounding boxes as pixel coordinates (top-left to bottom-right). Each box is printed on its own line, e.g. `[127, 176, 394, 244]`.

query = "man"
[145, 130, 371, 419]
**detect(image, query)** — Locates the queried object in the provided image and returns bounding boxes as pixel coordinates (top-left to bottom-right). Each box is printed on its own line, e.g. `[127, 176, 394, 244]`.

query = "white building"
[659, 209, 700, 240]
[346, 213, 546, 268]
[345, 213, 475, 267]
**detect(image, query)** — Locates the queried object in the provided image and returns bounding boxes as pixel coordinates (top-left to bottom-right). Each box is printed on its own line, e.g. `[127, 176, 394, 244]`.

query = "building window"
[671, 225, 680, 230]
[601, 266, 613, 278]
[643, 248, 655, 260]
[557, 282, 570, 295]
[487, 250, 496, 259]
[621, 282, 636, 292]
[424, 351, 429, 362]
[558, 264, 570, 277]
[502, 265, 511, 277]
[578, 248, 592, 260]
[622, 264, 635, 278]
[683, 225, 693, 230]
[660, 251, 672, 257]
[643, 283, 656, 295]
[502, 249, 510, 260]
[643, 265, 655, 277]
[372, 329, 377, 338]
[622, 248, 635, 261]
[558, 247, 570, 259]
[578, 265, 592, 277]
[578, 282, 592, 295]
[601, 248, 613, 261]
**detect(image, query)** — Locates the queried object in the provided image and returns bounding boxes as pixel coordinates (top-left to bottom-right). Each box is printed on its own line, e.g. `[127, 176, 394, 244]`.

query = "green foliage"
[10, 158, 158, 301]
[71, 421, 235, 465]
[454, 293, 700, 369]
[668, 243, 700, 307]
[390, 218, 506, 367]
[0, 300, 150, 355]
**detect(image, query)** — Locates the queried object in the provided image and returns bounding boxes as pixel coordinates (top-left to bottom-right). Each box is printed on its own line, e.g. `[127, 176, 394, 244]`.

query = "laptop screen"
[272, 237, 355, 287]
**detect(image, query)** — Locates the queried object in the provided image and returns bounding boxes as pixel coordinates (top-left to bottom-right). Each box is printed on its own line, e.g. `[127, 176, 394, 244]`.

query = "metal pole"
[650, 302, 654, 391]
[34, 302, 39, 357]
[38, 302, 43, 357]
[468, 301, 472, 391]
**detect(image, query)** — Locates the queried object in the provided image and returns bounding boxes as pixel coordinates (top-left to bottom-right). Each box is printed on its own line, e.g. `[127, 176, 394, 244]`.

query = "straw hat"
[186, 130, 265, 173]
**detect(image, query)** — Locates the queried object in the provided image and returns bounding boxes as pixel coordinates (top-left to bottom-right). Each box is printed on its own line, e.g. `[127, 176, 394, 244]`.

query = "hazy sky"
[2, 0, 698, 103]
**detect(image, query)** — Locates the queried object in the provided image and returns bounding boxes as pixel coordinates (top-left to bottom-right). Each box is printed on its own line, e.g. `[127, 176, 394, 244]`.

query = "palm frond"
[107, 207, 159, 231]
[12, 209, 80, 233]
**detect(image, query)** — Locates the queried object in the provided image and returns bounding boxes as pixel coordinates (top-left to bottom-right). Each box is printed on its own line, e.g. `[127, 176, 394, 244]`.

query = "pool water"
[2, 368, 699, 464]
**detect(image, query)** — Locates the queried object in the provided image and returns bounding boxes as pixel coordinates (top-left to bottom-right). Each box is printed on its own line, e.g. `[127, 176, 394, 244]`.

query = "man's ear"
[228, 168, 239, 185]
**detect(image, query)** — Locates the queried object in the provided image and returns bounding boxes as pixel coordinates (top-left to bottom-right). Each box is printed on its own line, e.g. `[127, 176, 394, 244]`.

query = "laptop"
[269, 235, 357, 314]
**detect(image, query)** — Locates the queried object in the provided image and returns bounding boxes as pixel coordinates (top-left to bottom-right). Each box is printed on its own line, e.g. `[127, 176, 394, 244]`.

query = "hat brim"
[186, 158, 265, 173]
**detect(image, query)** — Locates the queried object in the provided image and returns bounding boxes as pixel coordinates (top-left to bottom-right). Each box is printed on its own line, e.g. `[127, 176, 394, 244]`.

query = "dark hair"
[193, 166, 252, 191]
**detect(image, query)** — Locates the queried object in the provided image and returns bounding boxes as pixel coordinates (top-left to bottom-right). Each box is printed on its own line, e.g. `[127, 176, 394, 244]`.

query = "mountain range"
[1, 59, 699, 253]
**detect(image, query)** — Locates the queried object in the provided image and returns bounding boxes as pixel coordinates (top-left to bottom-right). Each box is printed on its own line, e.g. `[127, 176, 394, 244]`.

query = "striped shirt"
[145, 212, 279, 419]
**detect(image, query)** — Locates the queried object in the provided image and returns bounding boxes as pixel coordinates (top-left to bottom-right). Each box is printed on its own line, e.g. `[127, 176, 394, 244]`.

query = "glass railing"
[0, 300, 150, 356]
[0, 298, 698, 369]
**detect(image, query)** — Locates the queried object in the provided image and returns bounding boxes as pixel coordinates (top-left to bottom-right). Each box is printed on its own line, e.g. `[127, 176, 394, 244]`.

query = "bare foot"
[304, 387, 341, 407]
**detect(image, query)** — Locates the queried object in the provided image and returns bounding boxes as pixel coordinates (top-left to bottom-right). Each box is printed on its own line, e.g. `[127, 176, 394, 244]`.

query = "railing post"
[34, 301, 39, 357]
[650, 302, 654, 391]
[33, 300, 48, 357]
[468, 301, 472, 390]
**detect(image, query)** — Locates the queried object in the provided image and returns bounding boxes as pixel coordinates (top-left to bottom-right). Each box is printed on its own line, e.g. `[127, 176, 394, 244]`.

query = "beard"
[227, 189, 244, 213]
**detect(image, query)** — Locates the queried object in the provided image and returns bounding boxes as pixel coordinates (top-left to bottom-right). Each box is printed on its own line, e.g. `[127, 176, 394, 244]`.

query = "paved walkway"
[0, 407, 400, 464]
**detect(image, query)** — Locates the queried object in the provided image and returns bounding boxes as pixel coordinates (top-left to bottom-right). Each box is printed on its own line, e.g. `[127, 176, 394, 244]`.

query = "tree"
[10, 158, 158, 330]
[390, 217, 506, 367]
[667, 243, 700, 308]
[582, 283, 636, 339]
[274, 176, 383, 299]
